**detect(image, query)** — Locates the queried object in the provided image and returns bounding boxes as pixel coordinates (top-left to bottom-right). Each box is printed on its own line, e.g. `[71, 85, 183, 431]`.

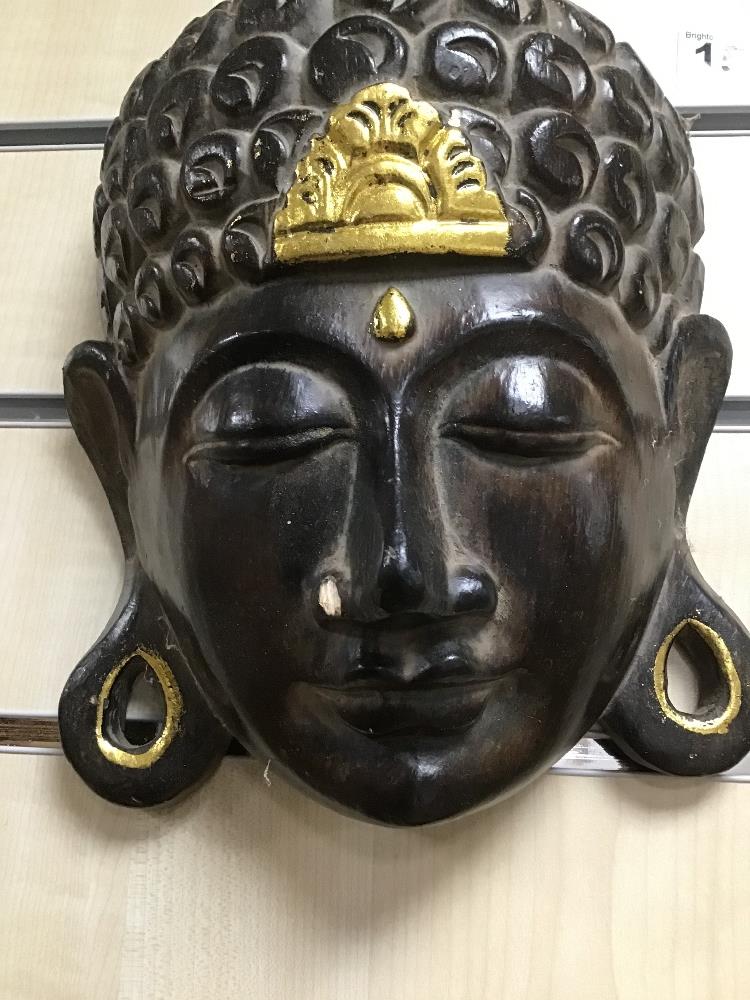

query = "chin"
[301, 754, 539, 828]
[257, 680, 562, 826]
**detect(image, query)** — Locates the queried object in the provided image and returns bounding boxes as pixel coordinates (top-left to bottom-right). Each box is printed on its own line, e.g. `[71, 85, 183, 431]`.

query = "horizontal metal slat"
[0, 108, 747, 153]
[3, 716, 749, 782]
[2, 396, 748, 430]
[0, 120, 110, 149]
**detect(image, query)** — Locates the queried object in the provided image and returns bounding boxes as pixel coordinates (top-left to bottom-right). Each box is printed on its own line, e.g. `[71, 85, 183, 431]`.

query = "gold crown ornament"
[273, 83, 511, 264]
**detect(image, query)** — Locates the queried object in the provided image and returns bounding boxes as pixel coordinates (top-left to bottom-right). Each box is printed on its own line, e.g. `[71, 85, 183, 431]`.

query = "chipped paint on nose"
[318, 576, 343, 618]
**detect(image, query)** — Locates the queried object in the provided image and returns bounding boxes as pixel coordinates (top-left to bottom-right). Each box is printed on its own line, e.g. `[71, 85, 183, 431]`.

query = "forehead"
[147, 262, 663, 421]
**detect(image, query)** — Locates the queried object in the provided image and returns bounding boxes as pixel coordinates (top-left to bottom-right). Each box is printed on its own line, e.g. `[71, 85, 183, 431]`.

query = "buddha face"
[60, 1, 750, 818]
[126, 260, 674, 824]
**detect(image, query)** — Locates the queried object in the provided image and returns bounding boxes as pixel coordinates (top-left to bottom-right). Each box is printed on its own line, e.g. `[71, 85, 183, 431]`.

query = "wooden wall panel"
[0, 149, 101, 395]
[688, 434, 750, 629]
[693, 136, 750, 399]
[0, 430, 121, 714]
[0, 755, 132, 1000]
[1, 138, 749, 396]
[0, 0, 207, 123]
[1, 753, 750, 1000]
[0, 428, 748, 714]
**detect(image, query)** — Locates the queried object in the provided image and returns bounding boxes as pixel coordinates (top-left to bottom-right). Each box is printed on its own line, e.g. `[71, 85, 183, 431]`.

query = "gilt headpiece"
[273, 83, 510, 263]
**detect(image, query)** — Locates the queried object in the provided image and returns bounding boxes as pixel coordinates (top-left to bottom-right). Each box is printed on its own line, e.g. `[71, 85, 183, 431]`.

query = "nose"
[376, 536, 497, 619]
[377, 529, 426, 614]
[368, 405, 496, 621]
[371, 402, 435, 616]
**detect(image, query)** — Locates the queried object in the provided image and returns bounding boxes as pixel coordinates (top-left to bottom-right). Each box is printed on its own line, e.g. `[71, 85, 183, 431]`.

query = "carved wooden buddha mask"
[59, 0, 750, 824]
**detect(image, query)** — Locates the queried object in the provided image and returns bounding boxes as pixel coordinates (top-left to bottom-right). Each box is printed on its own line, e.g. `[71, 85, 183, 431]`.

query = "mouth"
[305, 675, 506, 740]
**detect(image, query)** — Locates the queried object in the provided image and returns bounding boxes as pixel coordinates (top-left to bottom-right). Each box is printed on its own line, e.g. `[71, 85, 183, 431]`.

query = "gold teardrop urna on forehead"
[370, 288, 415, 342]
[273, 82, 511, 265]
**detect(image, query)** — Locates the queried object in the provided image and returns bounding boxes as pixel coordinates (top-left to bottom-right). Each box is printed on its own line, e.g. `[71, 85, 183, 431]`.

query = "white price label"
[677, 27, 749, 89]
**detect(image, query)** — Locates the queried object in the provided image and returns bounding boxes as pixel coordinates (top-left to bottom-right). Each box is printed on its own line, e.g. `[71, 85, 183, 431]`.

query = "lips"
[310, 676, 503, 738]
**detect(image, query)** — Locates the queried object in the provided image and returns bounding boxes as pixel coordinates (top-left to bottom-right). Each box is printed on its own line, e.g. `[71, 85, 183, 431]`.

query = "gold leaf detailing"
[370, 288, 415, 341]
[274, 82, 510, 263]
[96, 648, 183, 769]
[653, 619, 741, 736]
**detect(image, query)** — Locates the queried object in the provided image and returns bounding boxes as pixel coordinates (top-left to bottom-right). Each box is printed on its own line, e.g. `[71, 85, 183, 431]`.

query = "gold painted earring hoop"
[96, 648, 183, 768]
[653, 619, 741, 735]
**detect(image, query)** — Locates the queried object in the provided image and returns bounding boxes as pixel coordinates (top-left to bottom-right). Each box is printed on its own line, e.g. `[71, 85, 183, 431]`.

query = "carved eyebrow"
[415, 313, 614, 375]
[169, 328, 383, 429]
[192, 362, 353, 421]
[409, 313, 633, 423]
[441, 358, 606, 427]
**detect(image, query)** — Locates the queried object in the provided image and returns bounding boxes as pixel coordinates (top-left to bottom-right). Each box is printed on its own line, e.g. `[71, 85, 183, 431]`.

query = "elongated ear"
[600, 547, 750, 776]
[61, 345, 232, 805]
[64, 341, 136, 556]
[59, 569, 232, 807]
[664, 315, 731, 523]
[602, 315, 744, 773]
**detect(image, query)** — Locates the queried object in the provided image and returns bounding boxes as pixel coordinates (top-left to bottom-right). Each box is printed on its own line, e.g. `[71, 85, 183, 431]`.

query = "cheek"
[442, 446, 626, 570]
[164, 446, 359, 649]
[440, 443, 668, 669]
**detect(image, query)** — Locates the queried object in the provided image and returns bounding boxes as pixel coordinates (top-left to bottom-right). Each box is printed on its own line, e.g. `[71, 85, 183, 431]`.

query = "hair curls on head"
[95, 0, 704, 370]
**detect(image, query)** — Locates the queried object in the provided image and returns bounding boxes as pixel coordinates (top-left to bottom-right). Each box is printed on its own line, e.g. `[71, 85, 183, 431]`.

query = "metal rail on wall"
[2, 395, 749, 430]
[2, 715, 750, 780]
[0, 105, 749, 148]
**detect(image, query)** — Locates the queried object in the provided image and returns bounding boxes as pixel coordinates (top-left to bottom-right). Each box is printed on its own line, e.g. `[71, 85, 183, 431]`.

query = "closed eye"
[441, 422, 620, 464]
[185, 425, 354, 467]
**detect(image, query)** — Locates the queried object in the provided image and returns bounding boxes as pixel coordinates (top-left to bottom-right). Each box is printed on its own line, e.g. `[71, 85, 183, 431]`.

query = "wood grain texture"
[0, 716, 60, 746]
[0, 754, 133, 1000]
[1, 752, 750, 1000]
[1, 138, 749, 395]
[687, 434, 750, 629]
[0, 429, 121, 714]
[693, 136, 750, 398]
[0, 0, 208, 122]
[0, 428, 748, 717]
[0, 149, 102, 395]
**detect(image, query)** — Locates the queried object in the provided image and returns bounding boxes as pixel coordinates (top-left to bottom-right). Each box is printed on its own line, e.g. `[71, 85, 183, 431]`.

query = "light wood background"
[1, 2, 749, 998]
[0, 149, 101, 395]
[3, 753, 750, 1000]
[0, 0, 208, 122]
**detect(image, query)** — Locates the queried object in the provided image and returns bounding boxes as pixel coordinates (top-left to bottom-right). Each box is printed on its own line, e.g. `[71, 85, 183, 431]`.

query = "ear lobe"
[59, 568, 232, 807]
[64, 341, 136, 556]
[600, 547, 750, 777]
[664, 314, 732, 522]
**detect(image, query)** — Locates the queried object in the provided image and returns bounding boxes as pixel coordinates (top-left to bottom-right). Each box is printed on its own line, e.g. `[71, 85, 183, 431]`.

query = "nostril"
[449, 569, 497, 616]
[377, 543, 426, 614]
